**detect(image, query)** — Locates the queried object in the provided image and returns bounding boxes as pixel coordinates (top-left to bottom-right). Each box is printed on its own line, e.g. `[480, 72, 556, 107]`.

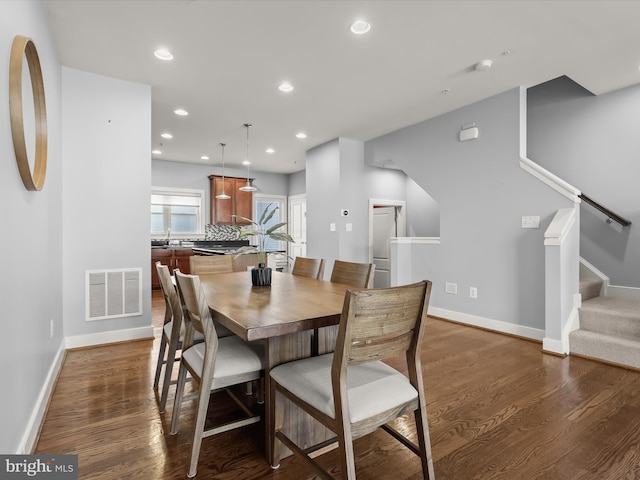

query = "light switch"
[521, 216, 540, 229]
[330, 223, 336, 232]
[346, 223, 352, 231]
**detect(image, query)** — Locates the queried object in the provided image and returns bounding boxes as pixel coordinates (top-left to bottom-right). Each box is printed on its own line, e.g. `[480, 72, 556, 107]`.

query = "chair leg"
[187, 374, 213, 478]
[257, 377, 265, 405]
[153, 335, 168, 390]
[159, 336, 179, 413]
[337, 429, 357, 480]
[268, 378, 283, 469]
[170, 361, 188, 435]
[414, 405, 436, 480]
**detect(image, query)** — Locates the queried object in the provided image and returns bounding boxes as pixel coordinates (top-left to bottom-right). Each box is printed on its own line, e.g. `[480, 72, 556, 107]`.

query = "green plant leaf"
[260, 203, 278, 226]
[232, 214, 258, 226]
[269, 232, 295, 242]
[265, 221, 288, 235]
[234, 245, 258, 257]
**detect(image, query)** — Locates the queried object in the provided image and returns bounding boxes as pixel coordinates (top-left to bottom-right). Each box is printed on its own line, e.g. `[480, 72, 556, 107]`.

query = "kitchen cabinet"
[151, 248, 193, 288]
[209, 175, 253, 225]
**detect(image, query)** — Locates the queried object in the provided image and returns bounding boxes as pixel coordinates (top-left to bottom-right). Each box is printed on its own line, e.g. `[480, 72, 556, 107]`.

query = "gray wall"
[62, 68, 152, 339]
[288, 169, 306, 195]
[365, 88, 572, 331]
[406, 176, 440, 237]
[1, 1, 63, 453]
[305, 137, 439, 278]
[528, 76, 640, 287]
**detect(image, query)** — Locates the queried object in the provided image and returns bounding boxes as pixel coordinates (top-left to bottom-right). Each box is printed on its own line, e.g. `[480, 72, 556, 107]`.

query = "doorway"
[288, 194, 307, 271]
[369, 199, 406, 288]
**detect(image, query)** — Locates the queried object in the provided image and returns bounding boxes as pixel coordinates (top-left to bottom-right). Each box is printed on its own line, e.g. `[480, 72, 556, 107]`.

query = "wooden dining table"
[198, 270, 353, 462]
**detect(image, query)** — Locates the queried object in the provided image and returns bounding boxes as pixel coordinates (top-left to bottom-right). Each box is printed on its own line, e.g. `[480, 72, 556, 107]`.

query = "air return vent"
[86, 268, 142, 321]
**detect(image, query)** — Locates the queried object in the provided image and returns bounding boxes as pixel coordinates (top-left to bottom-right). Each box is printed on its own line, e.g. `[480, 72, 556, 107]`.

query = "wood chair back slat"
[330, 260, 374, 288]
[335, 281, 431, 367]
[156, 262, 183, 333]
[291, 256, 325, 280]
[189, 255, 233, 275]
[232, 253, 260, 272]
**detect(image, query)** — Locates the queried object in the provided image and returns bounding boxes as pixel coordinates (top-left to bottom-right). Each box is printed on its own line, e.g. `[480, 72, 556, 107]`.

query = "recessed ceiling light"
[154, 49, 173, 61]
[174, 109, 188, 116]
[296, 132, 307, 139]
[278, 82, 294, 92]
[266, 148, 275, 154]
[152, 149, 162, 155]
[242, 160, 251, 166]
[350, 20, 371, 35]
[161, 132, 173, 139]
[201, 155, 209, 160]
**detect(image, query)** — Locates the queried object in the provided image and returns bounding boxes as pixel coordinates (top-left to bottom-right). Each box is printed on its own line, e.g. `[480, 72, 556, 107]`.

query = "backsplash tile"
[204, 224, 241, 241]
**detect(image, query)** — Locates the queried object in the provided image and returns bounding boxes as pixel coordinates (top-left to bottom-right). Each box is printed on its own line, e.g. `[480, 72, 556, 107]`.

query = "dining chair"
[189, 254, 233, 275]
[232, 252, 260, 272]
[188, 255, 235, 338]
[269, 280, 435, 480]
[330, 259, 374, 288]
[291, 256, 325, 280]
[153, 262, 204, 413]
[317, 260, 375, 354]
[171, 269, 265, 478]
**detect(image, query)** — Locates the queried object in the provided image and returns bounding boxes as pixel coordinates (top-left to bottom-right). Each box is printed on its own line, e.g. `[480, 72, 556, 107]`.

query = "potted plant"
[233, 203, 294, 286]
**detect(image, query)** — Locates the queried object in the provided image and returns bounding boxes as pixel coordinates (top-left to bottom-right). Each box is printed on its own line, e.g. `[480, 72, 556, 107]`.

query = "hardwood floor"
[35, 290, 640, 479]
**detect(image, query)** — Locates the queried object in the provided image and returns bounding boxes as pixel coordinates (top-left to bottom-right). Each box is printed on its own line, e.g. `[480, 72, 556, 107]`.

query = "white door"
[372, 206, 397, 288]
[288, 194, 306, 271]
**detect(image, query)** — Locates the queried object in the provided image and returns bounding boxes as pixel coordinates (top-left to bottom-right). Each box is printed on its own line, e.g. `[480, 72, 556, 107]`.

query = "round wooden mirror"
[9, 35, 47, 191]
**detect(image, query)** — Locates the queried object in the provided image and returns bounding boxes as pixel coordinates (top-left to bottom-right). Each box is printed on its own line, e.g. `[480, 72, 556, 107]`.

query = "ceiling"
[43, 0, 640, 174]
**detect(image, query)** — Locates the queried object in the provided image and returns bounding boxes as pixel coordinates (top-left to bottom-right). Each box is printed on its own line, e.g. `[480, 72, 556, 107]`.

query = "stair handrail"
[519, 156, 581, 202]
[579, 193, 631, 227]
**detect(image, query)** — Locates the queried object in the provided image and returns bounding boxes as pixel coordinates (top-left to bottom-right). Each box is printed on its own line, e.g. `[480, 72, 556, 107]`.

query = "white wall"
[0, 0, 63, 453]
[62, 68, 152, 343]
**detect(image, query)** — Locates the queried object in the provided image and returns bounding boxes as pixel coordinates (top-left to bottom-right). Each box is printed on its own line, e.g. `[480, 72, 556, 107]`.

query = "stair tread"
[579, 277, 603, 301]
[570, 329, 640, 369]
[581, 296, 640, 318]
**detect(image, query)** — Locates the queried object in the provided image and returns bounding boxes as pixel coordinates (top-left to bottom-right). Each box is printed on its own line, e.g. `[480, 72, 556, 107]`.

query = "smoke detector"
[475, 59, 493, 71]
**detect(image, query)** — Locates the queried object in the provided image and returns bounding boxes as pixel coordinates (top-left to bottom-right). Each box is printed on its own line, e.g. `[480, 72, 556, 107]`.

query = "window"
[253, 194, 288, 252]
[151, 187, 205, 236]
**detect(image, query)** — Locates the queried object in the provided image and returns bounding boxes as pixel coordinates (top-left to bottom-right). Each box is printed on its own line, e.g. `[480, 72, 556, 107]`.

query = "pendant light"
[215, 142, 230, 200]
[239, 123, 257, 192]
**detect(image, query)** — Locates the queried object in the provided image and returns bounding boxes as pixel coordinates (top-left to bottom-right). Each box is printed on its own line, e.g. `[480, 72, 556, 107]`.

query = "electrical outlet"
[346, 223, 352, 231]
[470, 287, 478, 299]
[445, 282, 458, 294]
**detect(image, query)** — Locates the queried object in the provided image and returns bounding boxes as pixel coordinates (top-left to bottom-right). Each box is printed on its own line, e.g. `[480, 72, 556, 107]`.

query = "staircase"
[569, 278, 640, 369]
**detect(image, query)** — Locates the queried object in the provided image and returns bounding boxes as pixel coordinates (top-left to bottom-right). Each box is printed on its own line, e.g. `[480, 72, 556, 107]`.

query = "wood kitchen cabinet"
[209, 175, 253, 225]
[151, 248, 193, 288]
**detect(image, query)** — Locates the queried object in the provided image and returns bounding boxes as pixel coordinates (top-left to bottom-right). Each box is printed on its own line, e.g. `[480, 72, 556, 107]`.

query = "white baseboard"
[17, 340, 66, 454]
[64, 326, 154, 350]
[429, 307, 544, 341]
[543, 337, 567, 355]
[607, 285, 640, 301]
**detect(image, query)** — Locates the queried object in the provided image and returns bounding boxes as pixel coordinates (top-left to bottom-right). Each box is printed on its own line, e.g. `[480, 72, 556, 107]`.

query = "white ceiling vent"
[86, 268, 142, 321]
